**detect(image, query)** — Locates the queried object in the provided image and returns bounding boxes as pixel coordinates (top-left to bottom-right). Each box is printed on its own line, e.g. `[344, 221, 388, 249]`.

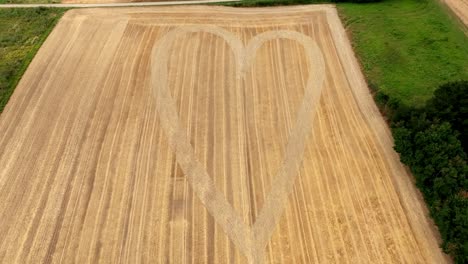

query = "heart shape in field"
[151, 25, 325, 264]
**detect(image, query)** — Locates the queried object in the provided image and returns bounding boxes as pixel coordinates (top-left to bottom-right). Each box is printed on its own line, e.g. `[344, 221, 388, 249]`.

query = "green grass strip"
[338, 0, 468, 107]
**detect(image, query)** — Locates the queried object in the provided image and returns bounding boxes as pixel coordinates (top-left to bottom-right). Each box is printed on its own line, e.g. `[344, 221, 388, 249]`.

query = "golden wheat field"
[0, 5, 448, 264]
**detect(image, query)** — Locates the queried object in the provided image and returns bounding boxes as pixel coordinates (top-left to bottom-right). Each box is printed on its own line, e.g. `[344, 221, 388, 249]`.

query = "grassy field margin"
[0, 0, 466, 262]
[0, 7, 66, 112]
[337, 0, 468, 108]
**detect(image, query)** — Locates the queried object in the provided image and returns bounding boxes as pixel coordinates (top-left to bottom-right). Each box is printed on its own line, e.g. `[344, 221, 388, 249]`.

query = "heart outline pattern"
[151, 25, 325, 264]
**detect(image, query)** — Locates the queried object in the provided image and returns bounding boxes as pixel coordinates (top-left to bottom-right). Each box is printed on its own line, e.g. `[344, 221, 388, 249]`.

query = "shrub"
[392, 81, 468, 263]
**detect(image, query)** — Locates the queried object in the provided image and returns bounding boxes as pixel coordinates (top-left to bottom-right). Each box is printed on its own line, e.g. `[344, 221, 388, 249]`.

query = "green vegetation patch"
[0, 0, 60, 3]
[0, 7, 65, 113]
[338, 0, 468, 107]
[338, 1, 467, 261]
[392, 81, 468, 264]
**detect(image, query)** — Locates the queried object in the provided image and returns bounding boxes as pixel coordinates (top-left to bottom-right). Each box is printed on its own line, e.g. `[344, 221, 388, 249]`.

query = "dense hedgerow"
[390, 81, 468, 263]
[228, 0, 466, 260]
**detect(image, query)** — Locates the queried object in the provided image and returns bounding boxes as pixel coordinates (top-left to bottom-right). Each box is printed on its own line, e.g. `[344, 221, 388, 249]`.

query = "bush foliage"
[338, 0, 468, 108]
[391, 81, 468, 263]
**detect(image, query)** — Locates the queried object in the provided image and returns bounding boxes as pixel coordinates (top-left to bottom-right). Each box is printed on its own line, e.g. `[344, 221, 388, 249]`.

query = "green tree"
[427, 81, 468, 152]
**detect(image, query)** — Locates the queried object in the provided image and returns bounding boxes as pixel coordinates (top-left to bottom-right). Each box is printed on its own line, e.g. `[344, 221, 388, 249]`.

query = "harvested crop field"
[60, 0, 201, 4]
[444, 0, 468, 25]
[0, 5, 448, 264]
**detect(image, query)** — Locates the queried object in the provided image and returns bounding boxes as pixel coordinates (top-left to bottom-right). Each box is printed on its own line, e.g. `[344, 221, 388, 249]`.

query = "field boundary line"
[0, 0, 238, 8]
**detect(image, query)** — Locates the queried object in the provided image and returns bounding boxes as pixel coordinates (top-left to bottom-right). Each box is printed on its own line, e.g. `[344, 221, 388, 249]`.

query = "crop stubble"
[0, 5, 448, 263]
